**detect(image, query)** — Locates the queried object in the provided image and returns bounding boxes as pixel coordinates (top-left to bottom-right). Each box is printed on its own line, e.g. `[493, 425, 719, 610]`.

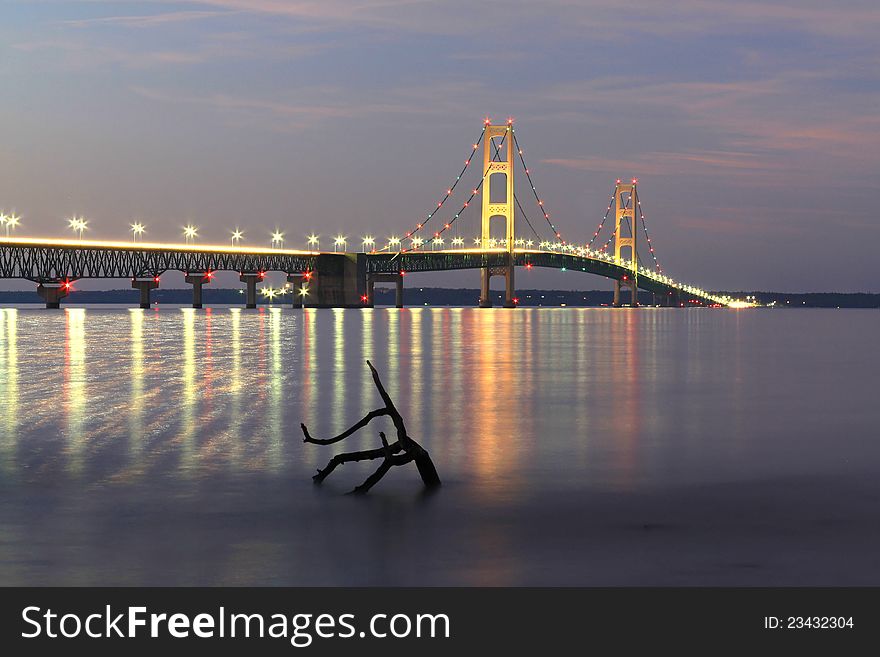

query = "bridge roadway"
[0, 237, 730, 308]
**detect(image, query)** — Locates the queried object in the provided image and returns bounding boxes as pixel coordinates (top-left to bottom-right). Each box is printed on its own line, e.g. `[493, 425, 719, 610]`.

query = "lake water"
[0, 305, 878, 585]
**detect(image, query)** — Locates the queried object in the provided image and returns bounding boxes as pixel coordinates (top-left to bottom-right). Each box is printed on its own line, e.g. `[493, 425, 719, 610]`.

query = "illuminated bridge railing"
[366, 248, 732, 306]
[0, 238, 317, 282]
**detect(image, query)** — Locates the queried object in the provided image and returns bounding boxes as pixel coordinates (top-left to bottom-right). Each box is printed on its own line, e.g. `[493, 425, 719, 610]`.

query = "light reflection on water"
[0, 306, 878, 585]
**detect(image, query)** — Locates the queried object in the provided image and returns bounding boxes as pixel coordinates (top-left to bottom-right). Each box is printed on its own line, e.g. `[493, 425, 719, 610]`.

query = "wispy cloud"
[64, 10, 234, 29]
[175, 0, 880, 39]
[128, 85, 445, 131]
[543, 149, 785, 178]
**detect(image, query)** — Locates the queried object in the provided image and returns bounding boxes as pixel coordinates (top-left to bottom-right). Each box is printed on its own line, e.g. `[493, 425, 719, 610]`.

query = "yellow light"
[0, 235, 314, 255]
[183, 225, 198, 240]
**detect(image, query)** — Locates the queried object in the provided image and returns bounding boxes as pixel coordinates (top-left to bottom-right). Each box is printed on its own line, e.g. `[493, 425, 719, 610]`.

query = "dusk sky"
[1, 1, 878, 292]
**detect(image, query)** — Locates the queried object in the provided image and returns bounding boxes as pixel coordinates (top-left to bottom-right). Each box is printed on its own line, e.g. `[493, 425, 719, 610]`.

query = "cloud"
[128, 85, 442, 131]
[172, 0, 880, 39]
[543, 149, 784, 178]
[64, 10, 234, 29]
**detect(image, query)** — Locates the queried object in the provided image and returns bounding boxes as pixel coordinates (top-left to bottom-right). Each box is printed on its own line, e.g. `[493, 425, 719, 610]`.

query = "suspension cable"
[587, 182, 621, 249]
[511, 131, 567, 244]
[381, 127, 486, 252]
[636, 193, 663, 273]
[399, 131, 508, 253]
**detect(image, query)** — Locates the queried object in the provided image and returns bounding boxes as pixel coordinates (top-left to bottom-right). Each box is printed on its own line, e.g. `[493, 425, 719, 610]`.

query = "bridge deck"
[0, 238, 731, 306]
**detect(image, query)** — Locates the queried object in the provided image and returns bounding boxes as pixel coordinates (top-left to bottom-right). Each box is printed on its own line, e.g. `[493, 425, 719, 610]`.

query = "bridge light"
[333, 235, 347, 252]
[68, 216, 88, 240]
[362, 235, 375, 251]
[451, 237, 464, 248]
[361, 294, 369, 303]
[632, 178, 638, 184]
[388, 236, 401, 249]
[231, 228, 244, 246]
[473, 238, 481, 246]
[183, 224, 198, 244]
[2, 212, 21, 237]
[271, 230, 284, 249]
[307, 234, 320, 250]
[130, 222, 146, 242]
[298, 286, 309, 298]
[303, 271, 312, 280]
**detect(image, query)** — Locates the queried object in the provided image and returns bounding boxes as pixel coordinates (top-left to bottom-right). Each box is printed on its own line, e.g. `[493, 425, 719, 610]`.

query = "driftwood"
[301, 360, 441, 494]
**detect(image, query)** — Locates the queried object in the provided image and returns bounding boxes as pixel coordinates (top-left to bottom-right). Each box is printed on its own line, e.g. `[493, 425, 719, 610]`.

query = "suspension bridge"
[0, 120, 745, 309]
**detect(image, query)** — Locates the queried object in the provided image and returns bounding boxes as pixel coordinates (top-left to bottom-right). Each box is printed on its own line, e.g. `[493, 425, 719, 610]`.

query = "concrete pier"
[239, 272, 263, 309]
[366, 272, 404, 308]
[131, 277, 159, 309]
[479, 259, 516, 308]
[287, 273, 306, 308]
[305, 254, 367, 308]
[36, 283, 70, 309]
[184, 272, 211, 308]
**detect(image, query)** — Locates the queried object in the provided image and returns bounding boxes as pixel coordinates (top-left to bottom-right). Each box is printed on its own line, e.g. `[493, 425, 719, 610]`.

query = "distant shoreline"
[0, 288, 877, 308]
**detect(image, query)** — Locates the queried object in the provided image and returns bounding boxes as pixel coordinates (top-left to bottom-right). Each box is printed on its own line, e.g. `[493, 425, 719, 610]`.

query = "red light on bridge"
[303, 271, 312, 280]
[632, 178, 638, 184]
[258, 271, 265, 279]
[526, 263, 533, 270]
[153, 276, 160, 283]
[206, 271, 214, 279]
[399, 270, 406, 276]
[616, 178, 622, 184]
[361, 295, 368, 303]
[512, 297, 519, 304]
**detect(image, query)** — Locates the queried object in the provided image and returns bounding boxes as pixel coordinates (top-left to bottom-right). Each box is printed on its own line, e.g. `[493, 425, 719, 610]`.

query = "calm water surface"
[0, 306, 877, 585]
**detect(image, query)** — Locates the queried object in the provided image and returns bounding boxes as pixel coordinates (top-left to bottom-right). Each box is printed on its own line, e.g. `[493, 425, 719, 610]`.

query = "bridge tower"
[479, 122, 516, 308]
[613, 181, 638, 307]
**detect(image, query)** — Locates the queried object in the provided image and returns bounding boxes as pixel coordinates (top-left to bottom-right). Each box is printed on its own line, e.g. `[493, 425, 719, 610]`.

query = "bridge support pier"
[184, 273, 211, 309]
[131, 277, 159, 309]
[613, 276, 638, 307]
[36, 283, 70, 309]
[239, 272, 263, 309]
[287, 274, 306, 308]
[479, 262, 516, 308]
[366, 273, 404, 308]
[306, 254, 367, 308]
